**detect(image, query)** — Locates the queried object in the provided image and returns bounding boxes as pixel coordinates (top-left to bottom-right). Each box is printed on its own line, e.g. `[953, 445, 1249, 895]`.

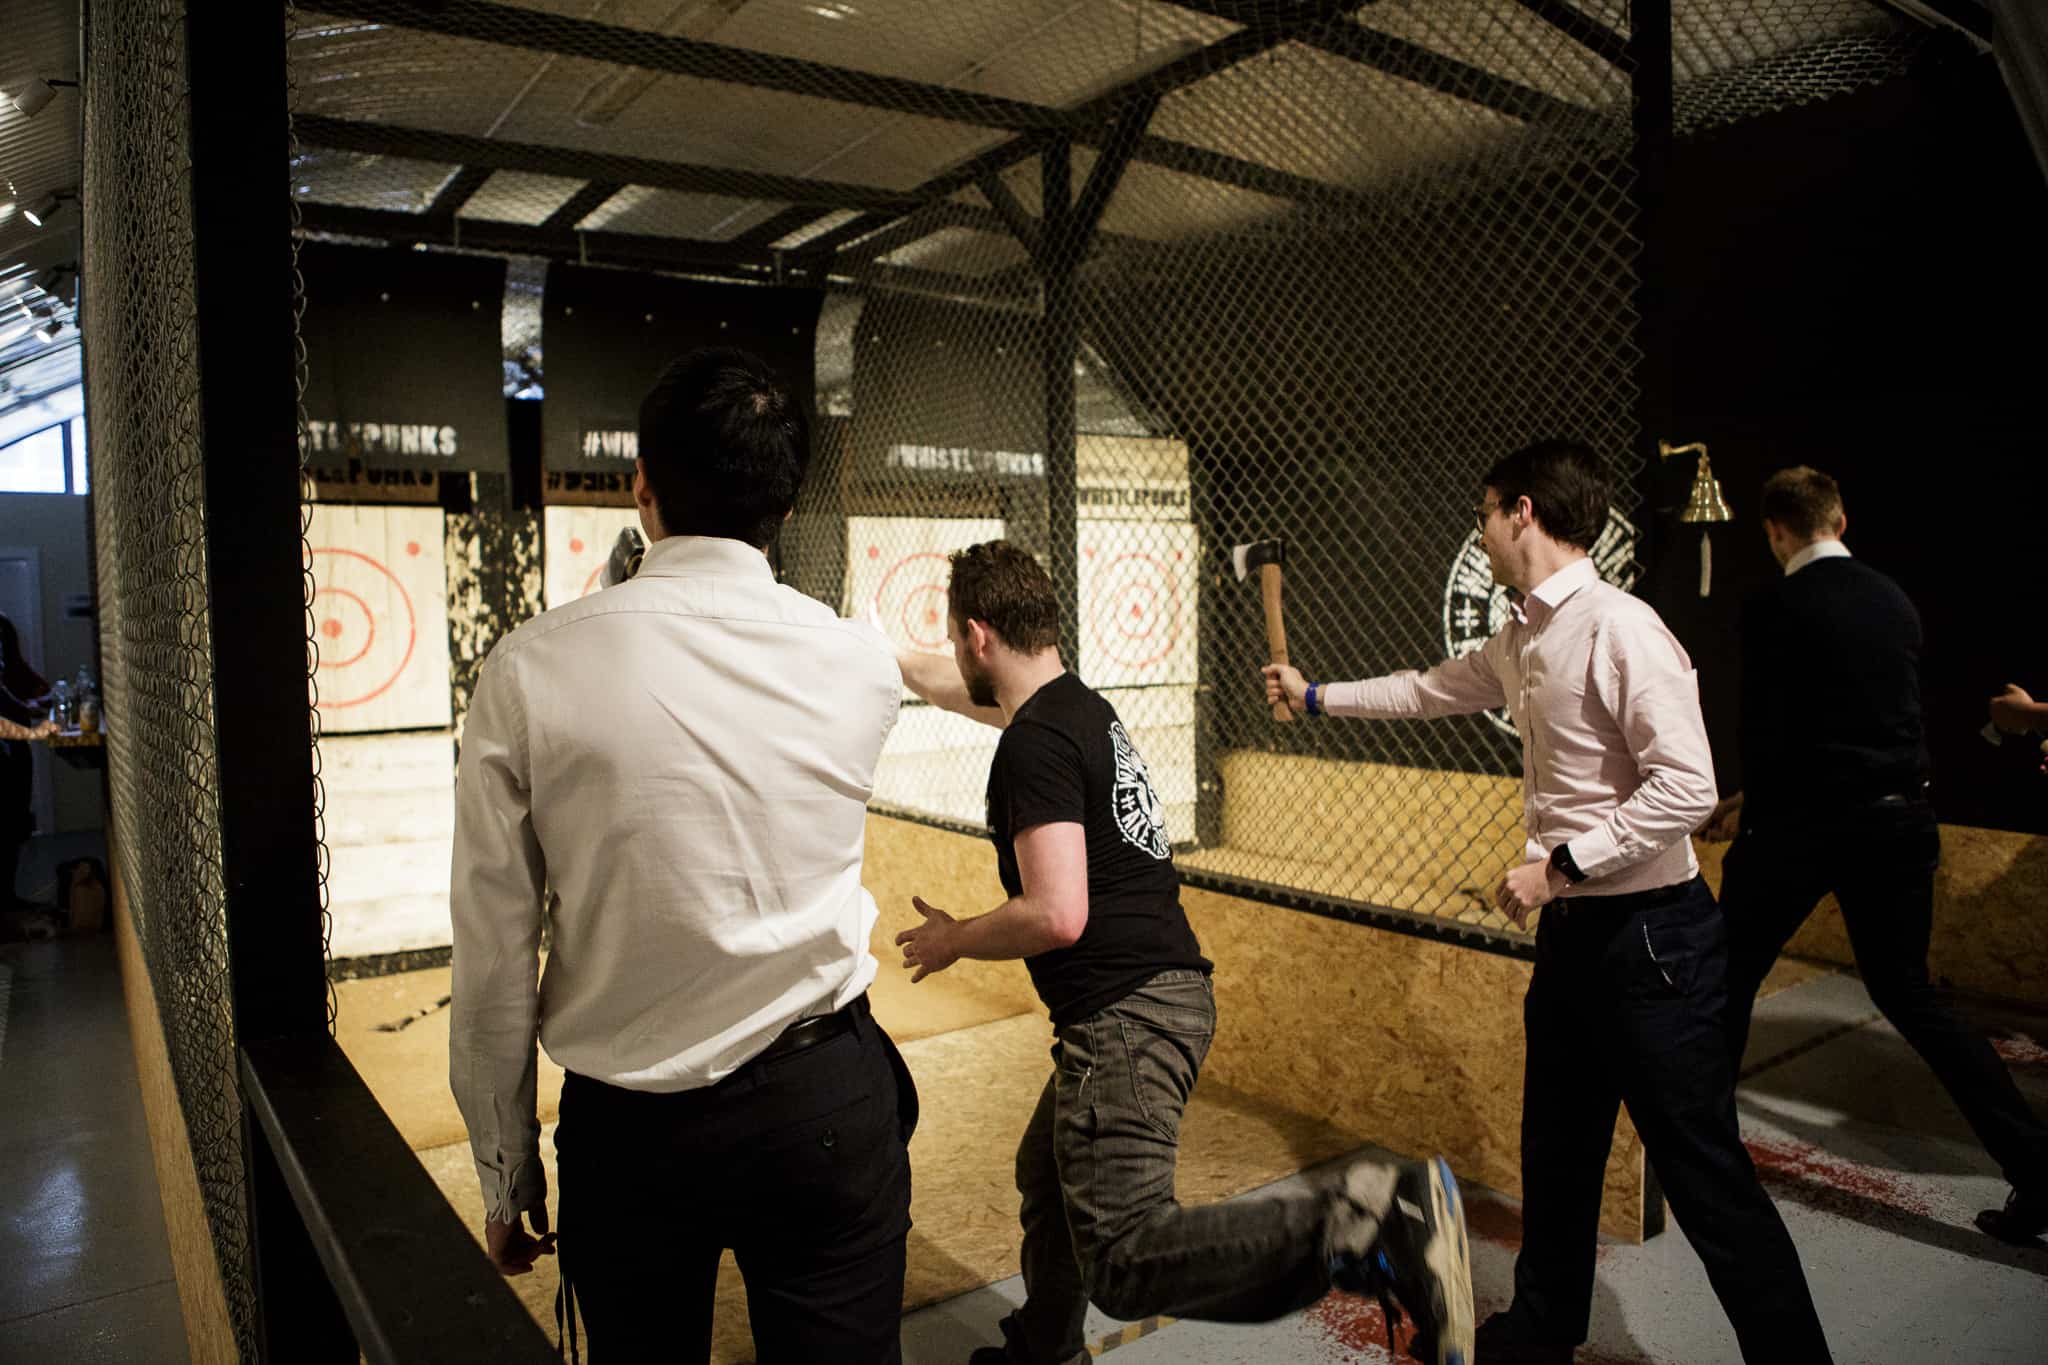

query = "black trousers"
[1507, 878, 1832, 1363]
[557, 995, 918, 1364]
[1723, 798, 2048, 1197]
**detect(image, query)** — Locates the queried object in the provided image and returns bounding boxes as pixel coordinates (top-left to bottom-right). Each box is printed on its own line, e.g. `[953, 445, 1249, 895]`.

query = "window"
[0, 384, 89, 494]
[0, 424, 67, 493]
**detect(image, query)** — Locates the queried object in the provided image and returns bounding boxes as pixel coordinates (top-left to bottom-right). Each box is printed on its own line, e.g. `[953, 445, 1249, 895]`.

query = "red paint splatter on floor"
[1307, 1292, 1657, 1363]
[1992, 1034, 2048, 1068]
[1306, 1291, 1414, 1359]
[1744, 1136, 1935, 1218]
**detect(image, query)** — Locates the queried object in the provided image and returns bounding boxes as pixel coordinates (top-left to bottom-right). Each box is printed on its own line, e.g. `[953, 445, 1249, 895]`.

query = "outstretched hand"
[484, 1204, 555, 1277]
[895, 896, 961, 983]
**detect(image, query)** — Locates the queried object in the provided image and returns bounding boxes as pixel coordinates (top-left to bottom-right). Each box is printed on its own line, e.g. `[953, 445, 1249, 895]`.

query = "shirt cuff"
[1563, 824, 1626, 883]
[1321, 673, 1420, 719]
[475, 1149, 546, 1224]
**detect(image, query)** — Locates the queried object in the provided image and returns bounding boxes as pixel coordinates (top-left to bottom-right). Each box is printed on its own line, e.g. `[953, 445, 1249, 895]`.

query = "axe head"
[1230, 537, 1284, 583]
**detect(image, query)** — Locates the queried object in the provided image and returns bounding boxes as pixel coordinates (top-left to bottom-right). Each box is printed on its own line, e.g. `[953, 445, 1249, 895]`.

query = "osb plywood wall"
[111, 860, 237, 1365]
[863, 814, 1652, 1241]
[1694, 826, 2048, 1008]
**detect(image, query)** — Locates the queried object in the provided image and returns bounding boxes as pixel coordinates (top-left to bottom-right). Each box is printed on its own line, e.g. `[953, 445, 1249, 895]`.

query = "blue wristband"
[1305, 682, 1321, 716]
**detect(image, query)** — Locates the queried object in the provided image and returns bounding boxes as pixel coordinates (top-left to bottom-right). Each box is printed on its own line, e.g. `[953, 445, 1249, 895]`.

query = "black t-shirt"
[986, 672, 1210, 1027]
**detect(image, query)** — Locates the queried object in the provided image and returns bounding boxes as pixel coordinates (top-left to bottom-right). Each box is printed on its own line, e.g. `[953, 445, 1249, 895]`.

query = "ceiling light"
[23, 190, 73, 229]
[0, 202, 13, 221]
[35, 318, 62, 343]
[11, 77, 77, 119]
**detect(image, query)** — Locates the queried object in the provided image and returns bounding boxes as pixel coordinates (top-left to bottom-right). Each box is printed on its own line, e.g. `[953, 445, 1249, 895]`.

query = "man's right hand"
[1262, 664, 1308, 714]
[1990, 683, 2040, 735]
[1699, 791, 1743, 843]
[484, 1204, 556, 1277]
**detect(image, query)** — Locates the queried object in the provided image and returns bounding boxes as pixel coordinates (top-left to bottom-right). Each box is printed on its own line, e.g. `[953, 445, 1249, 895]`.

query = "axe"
[1231, 538, 1293, 724]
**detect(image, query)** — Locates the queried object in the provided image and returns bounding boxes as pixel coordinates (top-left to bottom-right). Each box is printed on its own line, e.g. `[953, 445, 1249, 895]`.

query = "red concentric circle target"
[310, 547, 419, 708]
[874, 551, 954, 652]
[1088, 551, 1184, 670]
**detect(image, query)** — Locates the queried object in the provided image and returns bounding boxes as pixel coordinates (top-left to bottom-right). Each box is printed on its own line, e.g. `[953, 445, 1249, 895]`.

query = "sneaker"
[1332, 1156, 1475, 1365]
[1975, 1188, 2048, 1246]
[1474, 1311, 1575, 1363]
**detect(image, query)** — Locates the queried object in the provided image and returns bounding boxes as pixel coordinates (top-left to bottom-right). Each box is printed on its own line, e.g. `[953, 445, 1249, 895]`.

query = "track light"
[10, 77, 77, 119]
[35, 318, 62, 343]
[23, 190, 74, 228]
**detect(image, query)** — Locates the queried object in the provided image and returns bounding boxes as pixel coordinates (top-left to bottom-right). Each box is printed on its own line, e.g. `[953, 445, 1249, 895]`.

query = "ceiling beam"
[309, 0, 1072, 131]
[1291, 21, 1594, 127]
[540, 181, 625, 232]
[730, 204, 839, 249]
[294, 115, 923, 215]
[424, 165, 493, 221]
[1509, 0, 1631, 70]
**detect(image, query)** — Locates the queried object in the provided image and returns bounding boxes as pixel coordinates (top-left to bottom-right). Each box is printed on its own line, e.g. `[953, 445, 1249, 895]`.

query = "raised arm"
[897, 647, 1008, 729]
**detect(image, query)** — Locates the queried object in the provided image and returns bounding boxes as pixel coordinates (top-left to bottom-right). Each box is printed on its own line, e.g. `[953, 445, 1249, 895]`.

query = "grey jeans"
[1004, 970, 1338, 1364]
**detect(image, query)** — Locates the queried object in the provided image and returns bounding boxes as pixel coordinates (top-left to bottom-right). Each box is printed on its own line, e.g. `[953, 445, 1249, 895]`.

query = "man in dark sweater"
[894, 540, 1474, 1365]
[1704, 466, 2048, 1246]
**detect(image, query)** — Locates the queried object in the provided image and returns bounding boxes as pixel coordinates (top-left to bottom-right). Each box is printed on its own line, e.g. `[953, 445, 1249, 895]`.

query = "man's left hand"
[1497, 858, 1565, 929]
[895, 896, 961, 983]
[484, 1204, 555, 1277]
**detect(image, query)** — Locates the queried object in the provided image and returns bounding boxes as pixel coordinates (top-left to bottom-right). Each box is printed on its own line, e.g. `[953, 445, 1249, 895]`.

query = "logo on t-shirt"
[1108, 721, 1170, 860]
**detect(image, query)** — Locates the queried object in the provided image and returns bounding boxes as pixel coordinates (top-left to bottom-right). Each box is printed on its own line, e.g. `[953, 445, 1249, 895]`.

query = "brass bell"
[1660, 440, 1733, 597]
[1661, 441, 1733, 525]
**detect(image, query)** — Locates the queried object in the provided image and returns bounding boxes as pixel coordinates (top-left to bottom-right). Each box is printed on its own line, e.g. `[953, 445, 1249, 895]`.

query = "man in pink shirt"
[1265, 441, 1831, 1364]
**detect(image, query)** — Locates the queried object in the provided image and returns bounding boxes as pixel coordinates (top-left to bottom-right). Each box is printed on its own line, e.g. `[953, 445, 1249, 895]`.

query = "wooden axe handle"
[1259, 561, 1293, 724]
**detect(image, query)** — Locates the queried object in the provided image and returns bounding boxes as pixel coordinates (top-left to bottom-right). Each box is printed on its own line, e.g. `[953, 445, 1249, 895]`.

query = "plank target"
[308, 504, 452, 733]
[544, 506, 646, 610]
[1078, 521, 1198, 687]
[845, 517, 1004, 691]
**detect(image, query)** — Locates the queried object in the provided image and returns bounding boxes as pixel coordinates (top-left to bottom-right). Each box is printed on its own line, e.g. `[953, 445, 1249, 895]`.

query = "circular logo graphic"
[1086, 552, 1186, 672]
[873, 551, 955, 653]
[1441, 509, 1639, 739]
[1109, 720, 1170, 860]
[311, 547, 419, 708]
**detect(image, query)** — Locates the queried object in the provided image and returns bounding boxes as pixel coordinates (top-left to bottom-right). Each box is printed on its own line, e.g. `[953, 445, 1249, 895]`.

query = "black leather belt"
[753, 994, 865, 1066]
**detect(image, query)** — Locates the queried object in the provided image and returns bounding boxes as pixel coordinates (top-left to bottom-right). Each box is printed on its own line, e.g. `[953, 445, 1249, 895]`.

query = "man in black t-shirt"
[895, 541, 1474, 1365]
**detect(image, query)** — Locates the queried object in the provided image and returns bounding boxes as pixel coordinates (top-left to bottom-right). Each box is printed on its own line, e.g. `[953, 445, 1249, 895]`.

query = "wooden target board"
[1077, 520, 1199, 688]
[544, 505, 645, 610]
[308, 505, 452, 734]
[845, 517, 1005, 689]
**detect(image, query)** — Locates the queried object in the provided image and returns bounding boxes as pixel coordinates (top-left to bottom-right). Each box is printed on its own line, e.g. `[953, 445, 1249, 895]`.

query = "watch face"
[1440, 508, 1641, 740]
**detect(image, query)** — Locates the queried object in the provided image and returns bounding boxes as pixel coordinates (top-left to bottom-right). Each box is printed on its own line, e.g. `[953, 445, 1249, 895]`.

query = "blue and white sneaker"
[1332, 1156, 1474, 1365]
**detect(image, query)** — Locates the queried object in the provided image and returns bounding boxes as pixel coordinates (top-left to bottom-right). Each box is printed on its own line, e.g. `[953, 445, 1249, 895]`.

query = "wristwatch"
[1548, 842, 1587, 886]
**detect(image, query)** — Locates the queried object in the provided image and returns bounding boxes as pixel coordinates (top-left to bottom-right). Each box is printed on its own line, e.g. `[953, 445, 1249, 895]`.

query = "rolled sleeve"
[1569, 624, 1718, 882]
[448, 647, 549, 1222]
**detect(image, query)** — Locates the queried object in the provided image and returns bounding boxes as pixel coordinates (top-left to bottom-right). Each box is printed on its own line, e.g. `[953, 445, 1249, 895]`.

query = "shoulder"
[1583, 584, 1689, 668]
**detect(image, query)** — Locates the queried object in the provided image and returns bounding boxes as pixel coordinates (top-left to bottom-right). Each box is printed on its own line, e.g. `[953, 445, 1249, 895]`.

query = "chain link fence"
[82, 1, 259, 1355]
[280, 0, 1957, 952]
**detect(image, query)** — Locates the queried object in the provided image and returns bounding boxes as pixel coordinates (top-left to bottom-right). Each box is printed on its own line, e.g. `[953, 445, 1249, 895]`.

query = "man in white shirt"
[1265, 441, 1831, 1364]
[449, 347, 915, 1363]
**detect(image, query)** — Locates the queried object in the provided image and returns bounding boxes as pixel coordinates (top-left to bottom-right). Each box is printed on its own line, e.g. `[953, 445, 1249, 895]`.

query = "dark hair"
[1758, 465, 1843, 539]
[948, 540, 1060, 654]
[1482, 438, 1609, 551]
[637, 346, 810, 548]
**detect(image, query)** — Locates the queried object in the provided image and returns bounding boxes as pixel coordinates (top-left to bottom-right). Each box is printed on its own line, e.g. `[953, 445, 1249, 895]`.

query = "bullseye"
[308, 549, 415, 706]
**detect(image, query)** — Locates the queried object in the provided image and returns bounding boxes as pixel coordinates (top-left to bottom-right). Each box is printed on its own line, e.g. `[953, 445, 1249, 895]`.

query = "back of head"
[948, 540, 1060, 653]
[1759, 465, 1843, 539]
[1483, 438, 1610, 551]
[638, 346, 810, 548]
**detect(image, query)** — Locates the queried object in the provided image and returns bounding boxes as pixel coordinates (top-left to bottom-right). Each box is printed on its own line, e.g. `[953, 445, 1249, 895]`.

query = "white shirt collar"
[637, 534, 775, 580]
[1526, 557, 1598, 613]
[1784, 539, 1851, 577]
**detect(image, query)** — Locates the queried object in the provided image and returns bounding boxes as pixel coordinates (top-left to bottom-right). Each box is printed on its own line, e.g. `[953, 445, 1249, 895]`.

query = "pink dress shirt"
[1322, 557, 1717, 898]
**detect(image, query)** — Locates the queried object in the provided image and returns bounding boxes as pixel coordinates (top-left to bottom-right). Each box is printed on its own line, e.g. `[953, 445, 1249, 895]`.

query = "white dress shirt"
[449, 534, 901, 1218]
[1322, 557, 1717, 898]
[1783, 538, 1851, 576]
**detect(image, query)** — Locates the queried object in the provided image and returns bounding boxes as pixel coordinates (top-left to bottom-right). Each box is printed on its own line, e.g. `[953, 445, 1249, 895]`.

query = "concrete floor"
[901, 969, 2048, 1365]
[4, 916, 2044, 1364]
[0, 930, 188, 1365]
